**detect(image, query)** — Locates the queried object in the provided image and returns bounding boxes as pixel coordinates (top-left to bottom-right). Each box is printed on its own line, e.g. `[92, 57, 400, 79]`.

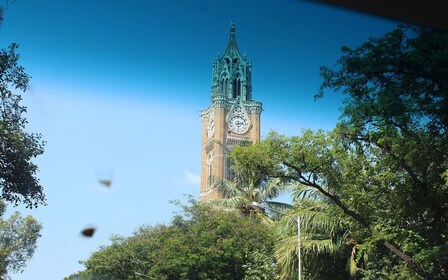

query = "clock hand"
[236, 121, 242, 128]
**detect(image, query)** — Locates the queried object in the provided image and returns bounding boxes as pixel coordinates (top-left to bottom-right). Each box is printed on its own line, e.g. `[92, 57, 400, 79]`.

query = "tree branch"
[282, 161, 371, 228]
[279, 161, 433, 280]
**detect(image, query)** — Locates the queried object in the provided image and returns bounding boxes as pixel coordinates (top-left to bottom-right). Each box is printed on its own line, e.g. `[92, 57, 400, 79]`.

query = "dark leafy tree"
[318, 25, 448, 279]
[230, 25, 448, 279]
[0, 43, 45, 208]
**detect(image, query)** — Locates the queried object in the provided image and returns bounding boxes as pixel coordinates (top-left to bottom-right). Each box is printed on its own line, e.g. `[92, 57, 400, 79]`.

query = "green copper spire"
[210, 22, 253, 102]
[224, 21, 241, 57]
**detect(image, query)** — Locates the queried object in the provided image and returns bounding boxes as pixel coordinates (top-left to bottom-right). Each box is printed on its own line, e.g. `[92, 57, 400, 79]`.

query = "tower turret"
[211, 23, 252, 101]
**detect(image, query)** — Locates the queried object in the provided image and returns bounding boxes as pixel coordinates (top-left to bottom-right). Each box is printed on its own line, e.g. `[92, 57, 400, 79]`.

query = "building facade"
[199, 23, 262, 202]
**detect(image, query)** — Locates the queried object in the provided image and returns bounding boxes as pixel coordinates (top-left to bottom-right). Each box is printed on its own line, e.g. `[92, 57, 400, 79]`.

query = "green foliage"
[242, 249, 279, 280]
[0, 200, 42, 278]
[0, 43, 45, 208]
[209, 158, 290, 219]
[69, 200, 277, 280]
[318, 24, 448, 280]
[230, 25, 448, 279]
[273, 198, 351, 280]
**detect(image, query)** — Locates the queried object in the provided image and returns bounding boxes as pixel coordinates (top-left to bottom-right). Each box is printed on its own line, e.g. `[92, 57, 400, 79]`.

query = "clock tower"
[199, 23, 262, 202]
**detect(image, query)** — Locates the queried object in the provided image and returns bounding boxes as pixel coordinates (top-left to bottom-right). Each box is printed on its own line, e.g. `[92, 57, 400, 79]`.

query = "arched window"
[232, 78, 241, 98]
[221, 76, 229, 96]
[224, 78, 228, 96]
[220, 79, 224, 95]
[237, 78, 241, 97]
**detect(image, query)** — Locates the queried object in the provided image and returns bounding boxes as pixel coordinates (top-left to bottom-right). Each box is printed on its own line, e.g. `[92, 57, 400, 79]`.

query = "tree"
[230, 25, 448, 279]
[318, 25, 448, 279]
[67, 199, 278, 280]
[211, 154, 351, 279]
[0, 43, 45, 208]
[209, 156, 290, 218]
[273, 187, 352, 280]
[0, 200, 42, 278]
[242, 249, 280, 280]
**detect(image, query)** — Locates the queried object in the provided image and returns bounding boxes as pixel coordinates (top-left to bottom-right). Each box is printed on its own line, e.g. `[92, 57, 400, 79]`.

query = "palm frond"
[347, 244, 358, 276]
[208, 196, 248, 209]
[209, 169, 289, 220]
[261, 178, 286, 199]
[292, 184, 321, 200]
[210, 176, 243, 198]
[273, 199, 350, 279]
[264, 201, 292, 211]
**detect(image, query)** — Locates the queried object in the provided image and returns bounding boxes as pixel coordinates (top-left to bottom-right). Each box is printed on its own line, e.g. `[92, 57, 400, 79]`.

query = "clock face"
[229, 116, 249, 134]
[208, 119, 215, 138]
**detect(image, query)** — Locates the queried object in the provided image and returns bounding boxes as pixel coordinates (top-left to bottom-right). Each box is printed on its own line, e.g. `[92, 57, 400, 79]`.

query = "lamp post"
[251, 202, 302, 280]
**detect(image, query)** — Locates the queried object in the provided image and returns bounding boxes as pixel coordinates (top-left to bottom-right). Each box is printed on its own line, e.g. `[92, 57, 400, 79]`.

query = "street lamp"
[251, 202, 302, 280]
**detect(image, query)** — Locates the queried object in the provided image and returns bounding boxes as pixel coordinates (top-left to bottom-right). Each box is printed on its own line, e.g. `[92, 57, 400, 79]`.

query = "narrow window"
[225, 157, 235, 182]
[232, 78, 238, 98]
[237, 79, 241, 97]
[207, 153, 213, 190]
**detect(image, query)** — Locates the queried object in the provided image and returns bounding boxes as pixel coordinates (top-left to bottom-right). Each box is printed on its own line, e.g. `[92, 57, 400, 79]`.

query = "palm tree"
[209, 165, 290, 220]
[205, 141, 290, 219]
[273, 185, 352, 280]
[207, 150, 354, 279]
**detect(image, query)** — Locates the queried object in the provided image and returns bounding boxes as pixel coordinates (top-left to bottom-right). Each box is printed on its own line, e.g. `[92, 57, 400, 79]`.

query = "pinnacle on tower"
[224, 21, 241, 57]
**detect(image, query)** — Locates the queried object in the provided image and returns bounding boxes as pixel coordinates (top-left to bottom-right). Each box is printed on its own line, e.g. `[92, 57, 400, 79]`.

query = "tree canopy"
[229, 25, 448, 279]
[66, 199, 277, 280]
[0, 43, 45, 208]
[0, 200, 42, 278]
[318, 25, 448, 279]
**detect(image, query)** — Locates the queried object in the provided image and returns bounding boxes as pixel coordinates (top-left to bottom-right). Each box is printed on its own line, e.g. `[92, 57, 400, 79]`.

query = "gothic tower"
[200, 23, 262, 202]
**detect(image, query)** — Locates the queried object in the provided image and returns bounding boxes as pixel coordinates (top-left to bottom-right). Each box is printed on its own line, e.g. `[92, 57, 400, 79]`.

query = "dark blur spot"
[99, 179, 112, 187]
[81, 227, 96, 237]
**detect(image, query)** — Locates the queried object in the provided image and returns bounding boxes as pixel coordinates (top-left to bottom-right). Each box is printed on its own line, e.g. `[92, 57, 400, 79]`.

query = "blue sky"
[0, 0, 400, 279]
